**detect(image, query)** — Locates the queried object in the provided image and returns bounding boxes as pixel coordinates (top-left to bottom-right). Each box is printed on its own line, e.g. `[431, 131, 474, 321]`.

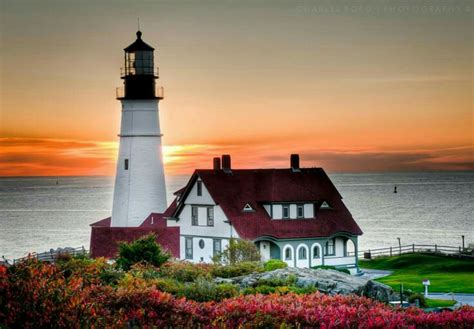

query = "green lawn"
[359, 253, 474, 293]
[426, 298, 457, 308]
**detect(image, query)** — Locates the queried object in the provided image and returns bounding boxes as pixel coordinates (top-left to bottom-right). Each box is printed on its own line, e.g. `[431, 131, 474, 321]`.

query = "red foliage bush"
[1, 260, 474, 328]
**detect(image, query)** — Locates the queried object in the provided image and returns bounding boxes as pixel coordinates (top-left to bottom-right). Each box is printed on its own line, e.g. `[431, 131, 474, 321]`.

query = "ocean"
[0, 172, 472, 261]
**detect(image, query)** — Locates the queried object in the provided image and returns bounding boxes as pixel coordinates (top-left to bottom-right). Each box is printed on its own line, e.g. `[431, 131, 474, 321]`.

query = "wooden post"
[435, 244, 437, 253]
[390, 246, 392, 257]
[412, 244, 415, 253]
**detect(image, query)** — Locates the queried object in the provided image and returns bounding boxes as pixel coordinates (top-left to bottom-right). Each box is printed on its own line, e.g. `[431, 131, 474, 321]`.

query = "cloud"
[0, 137, 472, 176]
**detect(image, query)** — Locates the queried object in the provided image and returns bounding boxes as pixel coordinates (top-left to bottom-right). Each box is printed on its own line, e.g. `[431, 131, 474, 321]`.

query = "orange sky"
[0, 1, 472, 176]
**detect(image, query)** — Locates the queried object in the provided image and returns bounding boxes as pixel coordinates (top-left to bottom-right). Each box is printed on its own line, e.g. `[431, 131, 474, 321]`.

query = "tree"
[116, 234, 170, 270]
[213, 238, 261, 265]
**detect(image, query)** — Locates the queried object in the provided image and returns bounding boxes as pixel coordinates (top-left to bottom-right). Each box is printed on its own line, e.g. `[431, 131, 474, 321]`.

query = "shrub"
[409, 293, 428, 308]
[176, 278, 239, 302]
[212, 261, 263, 278]
[116, 234, 170, 270]
[99, 268, 125, 286]
[263, 259, 288, 271]
[2, 259, 474, 328]
[159, 261, 213, 282]
[213, 238, 261, 265]
[258, 274, 297, 287]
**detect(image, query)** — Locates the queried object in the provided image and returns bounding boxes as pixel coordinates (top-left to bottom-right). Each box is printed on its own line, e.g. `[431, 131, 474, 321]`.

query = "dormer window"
[320, 201, 331, 209]
[282, 205, 290, 219]
[243, 203, 255, 212]
[297, 204, 304, 218]
[197, 181, 202, 196]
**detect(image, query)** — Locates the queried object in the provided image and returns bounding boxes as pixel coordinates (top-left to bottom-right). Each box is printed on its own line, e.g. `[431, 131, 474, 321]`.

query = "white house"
[163, 154, 363, 271]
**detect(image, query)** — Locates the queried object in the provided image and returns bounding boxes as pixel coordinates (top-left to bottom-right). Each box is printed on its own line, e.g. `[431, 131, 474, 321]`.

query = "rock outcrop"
[214, 267, 398, 302]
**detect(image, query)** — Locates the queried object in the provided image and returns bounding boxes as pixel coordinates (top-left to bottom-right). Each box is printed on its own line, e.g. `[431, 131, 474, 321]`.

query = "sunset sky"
[1, 0, 472, 176]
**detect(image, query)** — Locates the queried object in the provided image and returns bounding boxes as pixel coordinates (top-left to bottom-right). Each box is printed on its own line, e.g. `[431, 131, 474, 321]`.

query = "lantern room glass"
[125, 50, 154, 75]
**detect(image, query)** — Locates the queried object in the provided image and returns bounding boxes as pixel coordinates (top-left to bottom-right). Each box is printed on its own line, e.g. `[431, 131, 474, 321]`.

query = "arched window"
[298, 247, 307, 260]
[312, 245, 320, 258]
[284, 247, 292, 260]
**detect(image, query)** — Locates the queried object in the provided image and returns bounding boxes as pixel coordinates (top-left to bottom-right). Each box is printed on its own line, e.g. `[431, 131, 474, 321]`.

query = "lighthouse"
[111, 30, 167, 227]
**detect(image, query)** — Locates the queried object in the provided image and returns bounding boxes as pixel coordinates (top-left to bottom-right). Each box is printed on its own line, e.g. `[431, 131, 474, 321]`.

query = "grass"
[359, 253, 474, 293]
[425, 298, 457, 308]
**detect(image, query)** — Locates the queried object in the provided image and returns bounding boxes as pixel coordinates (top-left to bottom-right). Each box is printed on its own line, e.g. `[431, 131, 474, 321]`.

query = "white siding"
[172, 179, 239, 263]
[185, 178, 215, 205]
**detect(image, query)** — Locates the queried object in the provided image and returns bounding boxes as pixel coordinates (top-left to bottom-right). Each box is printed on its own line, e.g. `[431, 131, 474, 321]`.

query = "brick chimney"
[291, 154, 300, 172]
[213, 157, 221, 170]
[222, 154, 232, 173]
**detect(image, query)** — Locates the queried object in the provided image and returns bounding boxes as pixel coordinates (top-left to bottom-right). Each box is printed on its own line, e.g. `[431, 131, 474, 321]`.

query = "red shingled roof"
[173, 168, 362, 240]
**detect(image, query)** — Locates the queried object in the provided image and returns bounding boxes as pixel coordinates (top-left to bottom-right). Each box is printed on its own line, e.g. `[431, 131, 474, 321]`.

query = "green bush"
[312, 265, 350, 274]
[116, 234, 170, 270]
[177, 278, 239, 302]
[159, 261, 212, 282]
[263, 259, 288, 272]
[258, 275, 297, 287]
[212, 261, 263, 278]
[408, 293, 428, 308]
[99, 268, 125, 286]
[288, 285, 317, 295]
[152, 277, 184, 295]
[213, 238, 261, 265]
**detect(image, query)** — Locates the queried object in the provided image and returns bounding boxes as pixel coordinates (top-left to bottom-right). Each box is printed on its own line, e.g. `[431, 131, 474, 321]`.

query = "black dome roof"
[124, 31, 155, 52]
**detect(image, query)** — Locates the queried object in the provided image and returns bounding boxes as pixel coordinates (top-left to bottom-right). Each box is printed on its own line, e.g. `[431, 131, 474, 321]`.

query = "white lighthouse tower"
[111, 31, 167, 227]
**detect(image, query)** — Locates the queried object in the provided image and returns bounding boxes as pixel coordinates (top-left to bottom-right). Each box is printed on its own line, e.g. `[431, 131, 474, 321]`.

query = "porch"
[255, 234, 359, 271]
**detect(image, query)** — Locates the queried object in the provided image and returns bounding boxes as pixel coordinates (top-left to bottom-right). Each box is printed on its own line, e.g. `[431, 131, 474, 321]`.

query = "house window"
[199, 239, 205, 249]
[284, 247, 292, 260]
[213, 239, 222, 256]
[191, 206, 198, 226]
[298, 247, 307, 260]
[324, 238, 335, 256]
[197, 181, 202, 196]
[207, 207, 214, 226]
[124, 159, 129, 170]
[282, 205, 290, 219]
[312, 245, 320, 259]
[297, 204, 304, 218]
[185, 237, 193, 259]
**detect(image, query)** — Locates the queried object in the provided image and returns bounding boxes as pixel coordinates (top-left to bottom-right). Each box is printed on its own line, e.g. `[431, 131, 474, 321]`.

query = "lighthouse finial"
[136, 18, 142, 39]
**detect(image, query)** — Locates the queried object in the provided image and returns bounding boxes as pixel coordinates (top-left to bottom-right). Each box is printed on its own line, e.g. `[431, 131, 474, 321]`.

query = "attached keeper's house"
[164, 154, 363, 272]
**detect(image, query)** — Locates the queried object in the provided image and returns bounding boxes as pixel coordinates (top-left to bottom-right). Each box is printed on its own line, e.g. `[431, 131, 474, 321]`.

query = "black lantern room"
[117, 31, 162, 100]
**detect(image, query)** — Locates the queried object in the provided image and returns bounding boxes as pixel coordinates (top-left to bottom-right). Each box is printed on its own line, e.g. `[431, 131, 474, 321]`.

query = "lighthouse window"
[124, 159, 129, 170]
[197, 181, 202, 196]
